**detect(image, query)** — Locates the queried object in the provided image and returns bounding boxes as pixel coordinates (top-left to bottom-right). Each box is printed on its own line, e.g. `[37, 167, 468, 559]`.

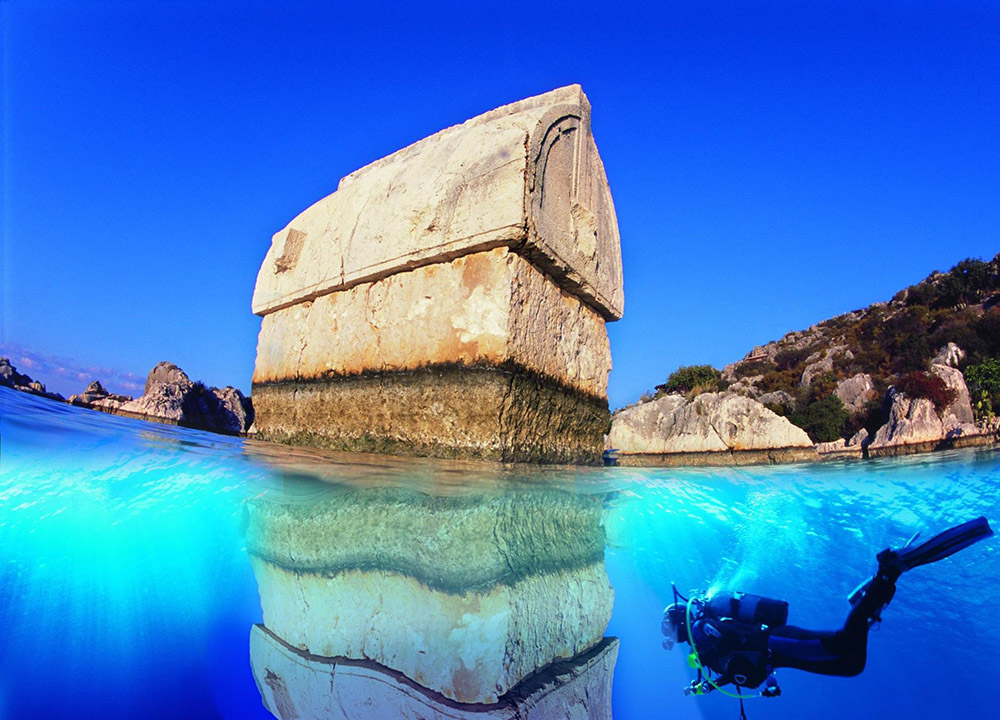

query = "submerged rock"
[245, 485, 615, 707]
[250, 625, 617, 720]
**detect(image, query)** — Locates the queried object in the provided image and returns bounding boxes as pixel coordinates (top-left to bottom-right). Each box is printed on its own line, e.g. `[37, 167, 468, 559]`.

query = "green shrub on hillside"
[903, 258, 998, 310]
[774, 346, 811, 371]
[656, 365, 722, 396]
[965, 358, 1000, 421]
[732, 361, 775, 380]
[789, 395, 849, 443]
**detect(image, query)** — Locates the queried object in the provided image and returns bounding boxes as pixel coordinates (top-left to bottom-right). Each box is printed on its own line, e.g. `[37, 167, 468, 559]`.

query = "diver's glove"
[761, 674, 781, 698]
[684, 680, 714, 696]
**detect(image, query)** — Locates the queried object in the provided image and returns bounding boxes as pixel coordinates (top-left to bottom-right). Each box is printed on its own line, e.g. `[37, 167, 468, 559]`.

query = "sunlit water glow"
[1, 386, 997, 719]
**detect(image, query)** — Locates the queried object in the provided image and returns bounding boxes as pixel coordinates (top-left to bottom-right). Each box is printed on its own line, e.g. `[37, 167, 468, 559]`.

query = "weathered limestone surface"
[69, 380, 133, 410]
[869, 393, 946, 455]
[251, 85, 622, 320]
[817, 428, 869, 460]
[251, 86, 622, 464]
[254, 248, 610, 397]
[117, 362, 255, 434]
[607, 392, 816, 465]
[931, 363, 975, 427]
[869, 346, 990, 457]
[250, 624, 617, 720]
[835, 373, 875, 415]
[250, 561, 613, 704]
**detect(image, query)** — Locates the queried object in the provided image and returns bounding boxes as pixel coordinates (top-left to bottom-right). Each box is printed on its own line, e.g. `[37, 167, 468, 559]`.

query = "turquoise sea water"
[1, 385, 998, 719]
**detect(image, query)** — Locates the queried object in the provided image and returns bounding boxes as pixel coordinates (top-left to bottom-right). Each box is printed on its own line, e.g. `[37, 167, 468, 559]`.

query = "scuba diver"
[661, 516, 993, 717]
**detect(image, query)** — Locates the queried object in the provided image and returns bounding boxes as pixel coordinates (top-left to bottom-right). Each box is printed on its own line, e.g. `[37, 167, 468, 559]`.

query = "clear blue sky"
[2, 1, 998, 409]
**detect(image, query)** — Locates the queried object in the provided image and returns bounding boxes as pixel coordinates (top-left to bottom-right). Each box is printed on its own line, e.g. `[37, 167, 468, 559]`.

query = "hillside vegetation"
[655, 255, 1000, 443]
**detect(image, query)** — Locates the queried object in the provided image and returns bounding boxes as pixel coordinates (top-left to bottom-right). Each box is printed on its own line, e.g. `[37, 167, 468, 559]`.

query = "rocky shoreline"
[608, 342, 998, 467]
[4, 351, 997, 465]
[1, 357, 254, 437]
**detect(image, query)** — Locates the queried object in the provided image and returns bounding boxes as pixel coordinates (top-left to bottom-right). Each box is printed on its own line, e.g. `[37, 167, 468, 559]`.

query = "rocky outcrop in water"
[245, 481, 616, 717]
[816, 428, 869, 459]
[868, 347, 985, 456]
[69, 380, 132, 410]
[0, 357, 65, 401]
[250, 85, 623, 464]
[116, 362, 254, 435]
[607, 392, 816, 466]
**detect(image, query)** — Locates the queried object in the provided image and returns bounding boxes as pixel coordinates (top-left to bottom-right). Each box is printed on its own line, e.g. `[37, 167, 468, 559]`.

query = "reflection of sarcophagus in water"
[246, 484, 617, 718]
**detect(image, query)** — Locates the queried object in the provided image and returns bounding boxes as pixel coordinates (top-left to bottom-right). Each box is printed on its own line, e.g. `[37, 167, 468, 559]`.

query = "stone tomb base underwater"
[250, 624, 618, 720]
[251, 363, 609, 464]
[245, 484, 616, 716]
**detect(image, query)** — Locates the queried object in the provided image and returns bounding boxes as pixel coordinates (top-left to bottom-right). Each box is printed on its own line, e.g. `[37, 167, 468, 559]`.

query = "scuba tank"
[702, 591, 789, 628]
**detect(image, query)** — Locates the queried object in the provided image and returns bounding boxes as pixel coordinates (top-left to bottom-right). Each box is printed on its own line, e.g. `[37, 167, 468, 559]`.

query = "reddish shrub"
[895, 371, 957, 412]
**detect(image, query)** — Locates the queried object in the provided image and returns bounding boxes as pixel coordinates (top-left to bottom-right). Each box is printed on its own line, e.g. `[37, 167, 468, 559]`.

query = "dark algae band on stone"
[244, 487, 607, 594]
[251, 363, 610, 465]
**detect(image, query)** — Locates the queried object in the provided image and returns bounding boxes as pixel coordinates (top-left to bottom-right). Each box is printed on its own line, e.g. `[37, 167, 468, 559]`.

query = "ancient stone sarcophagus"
[251, 85, 623, 463]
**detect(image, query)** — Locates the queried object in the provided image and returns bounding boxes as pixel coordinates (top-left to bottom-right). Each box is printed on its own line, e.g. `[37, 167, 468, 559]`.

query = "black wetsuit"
[691, 571, 898, 687]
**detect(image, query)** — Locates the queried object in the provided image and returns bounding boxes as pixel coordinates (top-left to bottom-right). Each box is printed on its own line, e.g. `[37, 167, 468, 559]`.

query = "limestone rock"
[932, 342, 965, 368]
[835, 373, 875, 415]
[209, 386, 255, 433]
[144, 361, 191, 393]
[849, 428, 869, 447]
[868, 390, 945, 454]
[930, 362, 974, 428]
[252, 85, 622, 321]
[251, 561, 613, 705]
[245, 489, 605, 593]
[799, 348, 836, 389]
[816, 438, 848, 454]
[758, 390, 794, 410]
[816, 427, 869, 459]
[69, 380, 132, 410]
[0, 357, 26, 388]
[246, 485, 614, 705]
[118, 362, 254, 434]
[607, 393, 814, 460]
[120, 380, 189, 422]
[249, 624, 617, 720]
[0, 357, 65, 401]
[250, 86, 623, 463]
[253, 248, 611, 398]
[728, 379, 762, 398]
[945, 423, 982, 440]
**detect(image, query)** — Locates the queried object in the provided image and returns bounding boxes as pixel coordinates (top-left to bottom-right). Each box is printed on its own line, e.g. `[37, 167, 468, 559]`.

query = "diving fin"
[877, 516, 993, 575]
[849, 516, 993, 609]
